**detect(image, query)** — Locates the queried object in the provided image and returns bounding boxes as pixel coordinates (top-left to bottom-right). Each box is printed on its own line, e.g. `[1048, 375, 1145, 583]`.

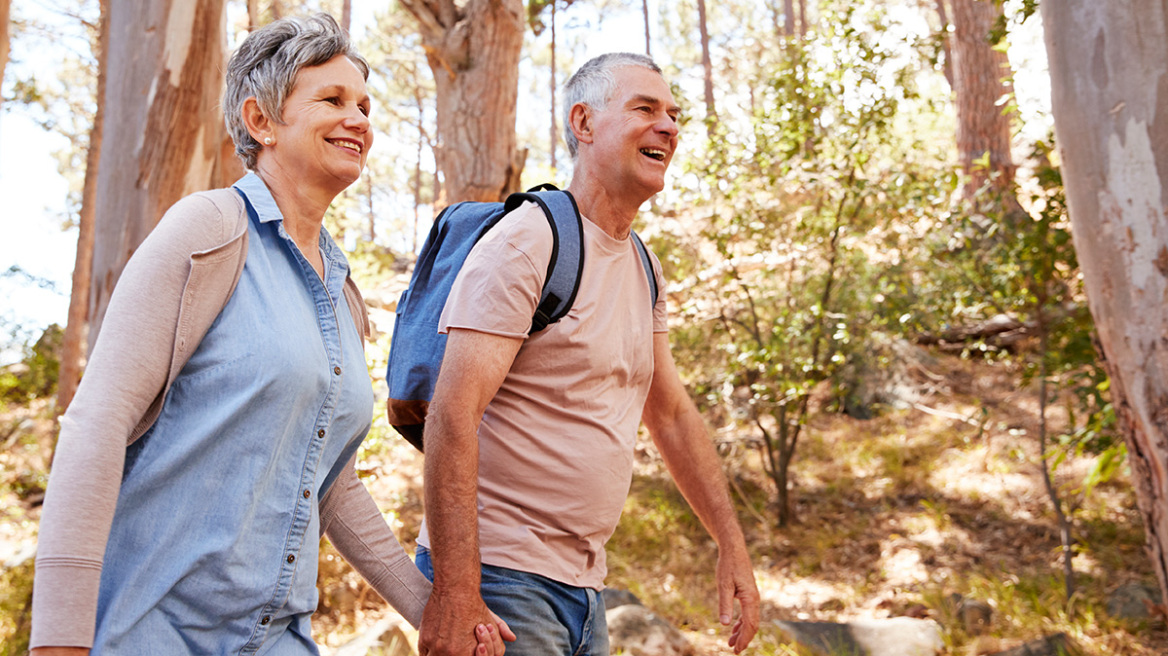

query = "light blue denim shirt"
[90, 173, 374, 655]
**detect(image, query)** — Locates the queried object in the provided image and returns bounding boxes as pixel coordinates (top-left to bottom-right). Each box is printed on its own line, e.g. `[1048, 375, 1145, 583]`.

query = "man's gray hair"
[562, 52, 663, 160]
[224, 13, 369, 170]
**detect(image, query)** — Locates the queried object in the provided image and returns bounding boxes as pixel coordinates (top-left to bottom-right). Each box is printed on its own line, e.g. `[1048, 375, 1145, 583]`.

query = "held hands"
[716, 546, 761, 653]
[419, 587, 515, 656]
[30, 649, 90, 656]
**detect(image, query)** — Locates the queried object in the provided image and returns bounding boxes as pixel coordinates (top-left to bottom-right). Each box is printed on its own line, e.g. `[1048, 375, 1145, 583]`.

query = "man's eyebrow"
[628, 94, 681, 113]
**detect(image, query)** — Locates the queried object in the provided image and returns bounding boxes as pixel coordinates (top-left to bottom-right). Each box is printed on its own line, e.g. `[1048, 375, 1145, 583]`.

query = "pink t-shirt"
[418, 201, 667, 589]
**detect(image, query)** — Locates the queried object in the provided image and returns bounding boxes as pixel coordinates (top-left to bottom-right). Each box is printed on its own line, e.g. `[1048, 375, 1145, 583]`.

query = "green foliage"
[0, 323, 63, 404]
[0, 560, 34, 656]
[662, 1, 954, 525]
[920, 136, 1120, 481]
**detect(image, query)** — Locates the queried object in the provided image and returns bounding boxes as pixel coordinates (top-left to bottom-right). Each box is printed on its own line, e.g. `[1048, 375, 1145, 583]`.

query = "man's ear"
[241, 97, 274, 144]
[568, 103, 593, 146]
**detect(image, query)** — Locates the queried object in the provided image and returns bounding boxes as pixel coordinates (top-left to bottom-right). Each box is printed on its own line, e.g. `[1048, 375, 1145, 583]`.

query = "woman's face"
[266, 54, 372, 195]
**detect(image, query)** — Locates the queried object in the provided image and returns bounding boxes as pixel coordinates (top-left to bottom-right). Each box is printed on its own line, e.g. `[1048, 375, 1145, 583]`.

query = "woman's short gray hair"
[224, 13, 369, 170]
[562, 52, 663, 160]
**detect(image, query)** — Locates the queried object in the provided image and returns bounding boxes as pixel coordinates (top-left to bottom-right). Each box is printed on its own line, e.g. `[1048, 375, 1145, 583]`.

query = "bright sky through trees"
[0, 0, 1050, 364]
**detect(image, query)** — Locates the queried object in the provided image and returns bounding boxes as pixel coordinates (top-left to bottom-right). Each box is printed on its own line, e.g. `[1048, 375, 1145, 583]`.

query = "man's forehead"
[612, 67, 678, 109]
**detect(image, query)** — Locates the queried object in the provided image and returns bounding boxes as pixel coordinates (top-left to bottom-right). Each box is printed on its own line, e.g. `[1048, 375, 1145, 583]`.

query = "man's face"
[587, 66, 681, 198]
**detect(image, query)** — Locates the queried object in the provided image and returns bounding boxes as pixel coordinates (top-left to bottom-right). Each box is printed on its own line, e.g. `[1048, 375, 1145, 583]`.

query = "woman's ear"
[568, 103, 593, 146]
[241, 97, 274, 145]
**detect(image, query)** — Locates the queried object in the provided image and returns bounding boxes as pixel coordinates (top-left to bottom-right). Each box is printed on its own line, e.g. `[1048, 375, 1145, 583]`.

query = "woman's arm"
[320, 458, 432, 627]
[31, 192, 244, 650]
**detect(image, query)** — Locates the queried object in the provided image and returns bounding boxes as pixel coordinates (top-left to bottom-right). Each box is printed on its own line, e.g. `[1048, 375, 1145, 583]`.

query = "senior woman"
[30, 14, 508, 656]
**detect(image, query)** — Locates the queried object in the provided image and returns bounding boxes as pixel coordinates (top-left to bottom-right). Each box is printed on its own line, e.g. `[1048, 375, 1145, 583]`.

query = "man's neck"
[567, 175, 647, 240]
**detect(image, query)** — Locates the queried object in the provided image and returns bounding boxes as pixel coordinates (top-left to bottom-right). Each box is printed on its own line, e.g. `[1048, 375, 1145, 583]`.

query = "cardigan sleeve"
[321, 454, 432, 629]
[30, 192, 244, 649]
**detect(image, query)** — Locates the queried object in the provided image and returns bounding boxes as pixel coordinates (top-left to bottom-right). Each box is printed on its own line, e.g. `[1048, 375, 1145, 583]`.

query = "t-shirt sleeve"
[439, 201, 554, 339]
[648, 248, 669, 333]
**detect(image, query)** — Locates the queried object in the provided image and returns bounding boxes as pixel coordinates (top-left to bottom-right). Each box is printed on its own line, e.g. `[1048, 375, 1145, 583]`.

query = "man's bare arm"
[418, 328, 523, 656]
[641, 332, 761, 653]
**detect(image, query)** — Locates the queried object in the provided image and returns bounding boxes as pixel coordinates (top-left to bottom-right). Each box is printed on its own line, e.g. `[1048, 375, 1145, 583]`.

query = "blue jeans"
[415, 546, 609, 656]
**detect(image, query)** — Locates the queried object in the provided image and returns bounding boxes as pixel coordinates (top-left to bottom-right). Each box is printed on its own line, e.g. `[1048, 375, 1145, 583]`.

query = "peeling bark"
[89, 0, 229, 346]
[1044, 0, 1168, 609]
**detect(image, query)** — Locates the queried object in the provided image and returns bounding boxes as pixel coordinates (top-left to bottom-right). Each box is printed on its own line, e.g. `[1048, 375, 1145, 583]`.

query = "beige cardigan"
[31, 188, 430, 649]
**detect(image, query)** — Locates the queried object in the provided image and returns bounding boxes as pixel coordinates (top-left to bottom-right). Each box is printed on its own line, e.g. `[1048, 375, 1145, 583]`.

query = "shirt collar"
[232, 172, 283, 225]
[232, 171, 351, 279]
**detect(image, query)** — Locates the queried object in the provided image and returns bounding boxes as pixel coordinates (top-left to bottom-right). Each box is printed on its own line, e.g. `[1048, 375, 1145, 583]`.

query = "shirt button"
[333, 366, 342, 375]
[303, 489, 311, 499]
[317, 429, 325, 439]
[287, 554, 296, 564]
[261, 615, 271, 625]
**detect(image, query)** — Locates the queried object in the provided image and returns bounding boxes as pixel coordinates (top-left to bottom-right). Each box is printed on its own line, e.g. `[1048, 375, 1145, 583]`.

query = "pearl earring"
[264, 137, 273, 145]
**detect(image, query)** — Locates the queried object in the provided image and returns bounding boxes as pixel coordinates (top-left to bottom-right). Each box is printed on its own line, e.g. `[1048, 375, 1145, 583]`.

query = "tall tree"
[641, 0, 650, 55]
[0, 0, 9, 116]
[948, 0, 1015, 199]
[782, 0, 795, 36]
[1044, 0, 1168, 610]
[697, 0, 716, 132]
[398, 0, 526, 204]
[58, 0, 109, 413]
[549, 0, 558, 170]
[934, 0, 954, 88]
[88, 0, 231, 346]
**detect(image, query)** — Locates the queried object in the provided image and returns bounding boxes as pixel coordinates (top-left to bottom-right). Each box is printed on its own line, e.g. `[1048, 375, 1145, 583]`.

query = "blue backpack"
[385, 186, 659, 451]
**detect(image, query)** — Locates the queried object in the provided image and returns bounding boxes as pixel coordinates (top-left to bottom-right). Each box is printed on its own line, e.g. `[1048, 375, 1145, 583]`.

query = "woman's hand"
[30, 648, 90, 656]
[472, 611, 517, 656]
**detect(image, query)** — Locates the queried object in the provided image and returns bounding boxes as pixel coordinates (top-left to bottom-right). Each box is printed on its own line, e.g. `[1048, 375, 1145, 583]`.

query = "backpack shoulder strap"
[503, 189, 584, 333]
[630, 230, 660, 309]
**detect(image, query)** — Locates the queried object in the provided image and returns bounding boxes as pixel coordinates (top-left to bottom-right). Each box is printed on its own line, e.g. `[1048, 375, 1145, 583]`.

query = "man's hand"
[716, 546, 760, 653]
[30, 649, 89, 656]
[419, 587, 515, 656]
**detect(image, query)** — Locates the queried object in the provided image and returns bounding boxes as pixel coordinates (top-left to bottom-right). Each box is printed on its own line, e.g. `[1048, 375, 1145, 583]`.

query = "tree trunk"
[949, 0, 1015, 199]
[782, 0, 795, 36]
[413, 87, 426, 252]
[696, 0, 716, 133]
[341, 0, 352, 34]
[935, 0, 955, 89]
[399, 0, 526, 204]
[1044, 0, 1168, 611]
[0, 0, 9, 117]
[247, 0, 259, 29]
[797, 0, 806, 36]
[89, 0, 229, 348]
[58, 0, 110, 413]
[549, 0, 557, 171]
[641, 0, 651, 56]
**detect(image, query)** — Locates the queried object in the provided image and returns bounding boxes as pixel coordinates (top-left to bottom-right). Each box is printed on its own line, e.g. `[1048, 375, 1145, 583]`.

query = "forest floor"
[1, 348, 1165, 655]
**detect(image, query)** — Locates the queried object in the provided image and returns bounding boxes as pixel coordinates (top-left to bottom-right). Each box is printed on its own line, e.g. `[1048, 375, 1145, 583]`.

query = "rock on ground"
[607, 604, 695, 656]
[774, 617, 943, 656]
